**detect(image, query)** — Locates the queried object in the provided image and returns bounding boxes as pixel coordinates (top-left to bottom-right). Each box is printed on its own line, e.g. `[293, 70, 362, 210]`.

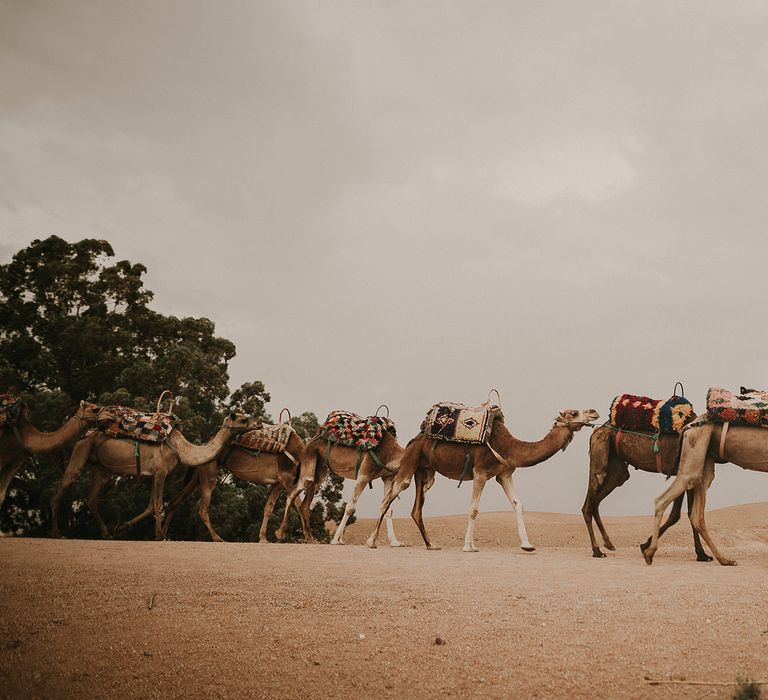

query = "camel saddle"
[0, 394, 24, 428]
[318, 410, 396, 451]
[421, 401, 504, 444]
[234, 422, 294, 455]
[609, 393, 694, 435]
[707, 387, 768, 427]
[100, 405, 180, 444]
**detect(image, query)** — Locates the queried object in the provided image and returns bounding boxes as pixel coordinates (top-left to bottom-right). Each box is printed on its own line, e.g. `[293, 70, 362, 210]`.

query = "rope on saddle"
[611, 425, 662, 473]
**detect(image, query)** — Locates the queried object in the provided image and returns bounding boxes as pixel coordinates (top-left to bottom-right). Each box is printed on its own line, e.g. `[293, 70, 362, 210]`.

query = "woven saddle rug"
[707, 387, 768, 427]
[101, 405, 180, 444]
[234, 422, 294, 455]
[0, 394, 24, 428]
[421, 402, 504, 444]
[318, 410, 396, 451]
[610, 394, 695, 435]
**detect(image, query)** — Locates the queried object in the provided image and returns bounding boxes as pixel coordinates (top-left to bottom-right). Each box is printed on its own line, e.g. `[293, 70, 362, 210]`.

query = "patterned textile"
[610, 394, 695, 435]
[235, 422, 293, 454]
[101, 405, 180, 444]
[707, 387, 768, 427]
[318, 410, 396, 451]
[0, 394, 23, 428]
[421, 402, 504, 444]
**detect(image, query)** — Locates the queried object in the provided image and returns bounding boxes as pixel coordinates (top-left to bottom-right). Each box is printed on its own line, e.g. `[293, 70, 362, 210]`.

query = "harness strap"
[134, 440, 141, 477]
[487, 441, 514, 470]
[354, 447, 363, 478]
[283, 450, 298, 466]
[326, 439, 333, 469]
[719, 421, 730, 461]
[614, 430, 623, 459]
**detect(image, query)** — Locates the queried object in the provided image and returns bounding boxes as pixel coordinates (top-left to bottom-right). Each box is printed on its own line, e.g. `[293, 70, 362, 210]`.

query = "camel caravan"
[1, 383, 768, 566]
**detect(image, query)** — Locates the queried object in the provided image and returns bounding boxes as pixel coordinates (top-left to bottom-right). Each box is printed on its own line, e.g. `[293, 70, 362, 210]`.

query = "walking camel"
[583, 425, 712, 560]
[643, 419, 768, 566]
[0, 398, 110, 514]
[367, 407, 600, 551]
[161, 425, 313, 542]
[50, 411, 253, 540]
[284, 414, 405, 546]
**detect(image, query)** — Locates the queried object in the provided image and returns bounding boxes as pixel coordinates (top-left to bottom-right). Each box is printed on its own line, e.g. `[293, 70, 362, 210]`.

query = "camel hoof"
[604, 543, 616, 551]
[366, 537, 377, 549]
[274, 530, 286, 541]
[389, 541, 406, 548]
[639, 541, 649, 553]
[521, 546, 536, 552]
[592, 550, 607, 558]
[462, 545, 479, 553]
[50, 532, 64, 540]
[426, 545, 442, 551]
[330, 540, 345, 546]
[722, 559, 738, 567]
[643, 550, 655, 565]
[697, 553, 714, 562]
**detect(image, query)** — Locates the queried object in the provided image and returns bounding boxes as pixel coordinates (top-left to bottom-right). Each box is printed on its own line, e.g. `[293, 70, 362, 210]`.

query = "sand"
[2, 503, 768, 699]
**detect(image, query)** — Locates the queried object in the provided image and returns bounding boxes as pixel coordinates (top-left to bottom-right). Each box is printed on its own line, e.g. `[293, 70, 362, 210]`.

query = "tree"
[0, 236, 346, 541]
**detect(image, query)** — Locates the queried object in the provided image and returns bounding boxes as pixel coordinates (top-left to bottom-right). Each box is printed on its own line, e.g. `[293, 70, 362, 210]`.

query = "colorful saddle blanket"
[318, 410, 396, 451]
[0, 394, 24, 428]
[235, 422, 294, 454]
[421, 402, 504, 444]
[610, 394, 695, 435]
[101, 405, 180, 444]
[707, 387, 768, 427]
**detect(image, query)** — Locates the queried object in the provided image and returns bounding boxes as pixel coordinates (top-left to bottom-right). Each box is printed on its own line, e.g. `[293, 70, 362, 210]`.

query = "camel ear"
[80, 400, 85, 408]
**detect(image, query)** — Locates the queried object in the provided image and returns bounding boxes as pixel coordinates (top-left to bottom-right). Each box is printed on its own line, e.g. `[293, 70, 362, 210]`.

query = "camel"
[582, 425, 711, 561]
[50, 412, 253, 540]
[366, 408, 600, 552]
[160, 428, 314, 543]
[0, 400, 110, 514]
[643, 419, 768, 566]
[284, 429, 405, 547]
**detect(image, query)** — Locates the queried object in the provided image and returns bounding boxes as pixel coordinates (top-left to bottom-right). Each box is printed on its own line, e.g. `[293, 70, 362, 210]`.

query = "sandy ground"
[2, 504, 768, 699]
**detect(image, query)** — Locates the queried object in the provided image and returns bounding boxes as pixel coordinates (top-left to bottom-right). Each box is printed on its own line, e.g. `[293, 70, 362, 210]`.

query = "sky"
[2, 1, 768, 518]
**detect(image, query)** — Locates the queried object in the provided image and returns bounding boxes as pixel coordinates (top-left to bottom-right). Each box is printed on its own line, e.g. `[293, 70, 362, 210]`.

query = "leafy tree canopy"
[0, 236, 344, 541]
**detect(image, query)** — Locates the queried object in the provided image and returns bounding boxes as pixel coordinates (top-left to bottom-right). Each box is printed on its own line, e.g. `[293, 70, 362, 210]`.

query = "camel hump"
[421, 401, 504, 445]
[609, 393, 695, 436]
[318, 410, 396, 451]
[707, 387, 768, 427]
[100, 405, 180, 444]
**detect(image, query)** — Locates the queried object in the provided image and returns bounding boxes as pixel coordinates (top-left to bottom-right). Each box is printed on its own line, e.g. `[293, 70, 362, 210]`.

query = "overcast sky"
[3, 1, 768, 519]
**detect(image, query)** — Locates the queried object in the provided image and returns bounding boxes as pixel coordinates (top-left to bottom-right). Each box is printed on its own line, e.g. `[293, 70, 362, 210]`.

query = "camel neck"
[170, 426, 232, 467]
[495, 424, 573, 468]
[16, 414, 85, 454]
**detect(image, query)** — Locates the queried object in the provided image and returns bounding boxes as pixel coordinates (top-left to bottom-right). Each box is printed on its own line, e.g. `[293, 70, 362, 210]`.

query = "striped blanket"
[421, 402, 504, 444]
[318, 410, 396, 451]
[707, 387, 768, 427]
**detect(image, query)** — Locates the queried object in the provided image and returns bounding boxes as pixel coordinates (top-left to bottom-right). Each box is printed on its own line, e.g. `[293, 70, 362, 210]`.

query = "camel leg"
[85, 467, 114, 539]
[116, 481, 156, 535]
[195, 467, 222, 542]
[151, 470, 171, 540]
[643, 425, 711, 565]
[497, 472, 534, 552]
[686, 488, 713, 562]
[50, 435, 94, 538]
[276, 454, 318, 542]
[591, 462, 629, 553]
[410, 470, 440, 550]
[161, 469, 200, 539]
[366, 474, 410, 549]
[331, 473, 373, 545]
[639, 493, 682, 554]
[382, 474, 404, 547]
[691, 460, 736, 566]
[463, 472, 488, 553]
[0, 459, 23, 515]
[259, 484, 282, 542]
[298, 481, 317, 543]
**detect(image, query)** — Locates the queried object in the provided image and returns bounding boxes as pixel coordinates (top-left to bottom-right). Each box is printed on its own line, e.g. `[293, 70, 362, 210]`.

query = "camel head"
[74, 400, 115, 425]
[554, 408, 600, 432]
[222, 412, 257, 434]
